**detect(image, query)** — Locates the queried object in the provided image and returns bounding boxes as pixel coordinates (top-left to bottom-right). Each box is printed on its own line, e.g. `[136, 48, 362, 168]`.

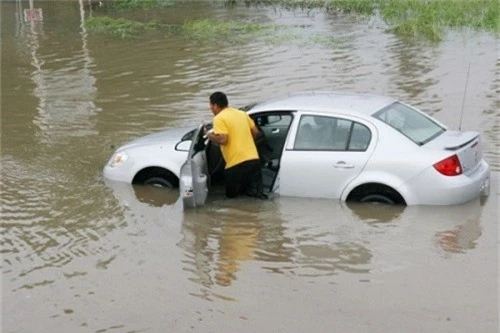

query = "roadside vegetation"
[85, 16, 275, 41]
[182, 19, 275, 41]
[242, 0, 498, 41]
[376, 0, 499, 41]
[85, 16, 166, 39]
[101, 0, 178, 10]
[88, 0, 499, 42]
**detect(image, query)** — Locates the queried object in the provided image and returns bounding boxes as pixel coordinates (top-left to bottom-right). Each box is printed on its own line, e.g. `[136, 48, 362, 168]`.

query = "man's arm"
[207, 131, 228, 145]
[250, 126, 260, 139]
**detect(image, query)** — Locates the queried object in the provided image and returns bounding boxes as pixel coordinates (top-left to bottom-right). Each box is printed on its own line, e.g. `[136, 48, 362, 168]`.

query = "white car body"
[103, 91, 490, 207]
[104, 126, 192, 184]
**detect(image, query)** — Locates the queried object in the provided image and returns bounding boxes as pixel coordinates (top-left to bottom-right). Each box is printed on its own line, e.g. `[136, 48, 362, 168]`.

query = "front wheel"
[133, 167, 179, 188]
[144, 176, 174, 188]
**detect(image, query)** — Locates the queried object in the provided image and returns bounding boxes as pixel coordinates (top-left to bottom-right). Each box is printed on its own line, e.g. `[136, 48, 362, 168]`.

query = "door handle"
[334, 161, 354, 169]
[271, 128, 280, 134]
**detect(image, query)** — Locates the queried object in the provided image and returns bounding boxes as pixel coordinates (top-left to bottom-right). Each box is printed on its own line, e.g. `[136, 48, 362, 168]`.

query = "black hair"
[209, 91, 228, 108]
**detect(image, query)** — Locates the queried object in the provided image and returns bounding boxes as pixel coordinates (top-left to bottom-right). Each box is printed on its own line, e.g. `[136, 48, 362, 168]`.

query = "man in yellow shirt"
[206, 91, 267, 199]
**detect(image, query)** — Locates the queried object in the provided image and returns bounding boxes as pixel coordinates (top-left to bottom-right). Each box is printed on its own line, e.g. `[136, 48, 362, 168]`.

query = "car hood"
[119, 126, 194, 151]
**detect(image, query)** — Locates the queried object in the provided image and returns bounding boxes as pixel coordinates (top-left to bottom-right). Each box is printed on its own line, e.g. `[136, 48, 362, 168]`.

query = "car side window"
[254, 114, 292, 128]
[294, 115, 339, 150]
[348, 122, 371, 151]
[294, 115, 371, 151]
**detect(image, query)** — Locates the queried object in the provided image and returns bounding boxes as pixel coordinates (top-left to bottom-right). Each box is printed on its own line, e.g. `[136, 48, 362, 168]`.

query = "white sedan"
[103, 91, 490, 208]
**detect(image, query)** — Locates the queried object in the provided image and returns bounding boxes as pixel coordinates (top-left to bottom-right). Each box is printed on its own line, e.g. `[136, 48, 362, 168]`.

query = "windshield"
[373, 102, 445, 145]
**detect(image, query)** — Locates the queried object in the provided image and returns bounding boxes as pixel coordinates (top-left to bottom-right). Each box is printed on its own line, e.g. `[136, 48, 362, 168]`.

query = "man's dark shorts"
[224, 159, 267, 199]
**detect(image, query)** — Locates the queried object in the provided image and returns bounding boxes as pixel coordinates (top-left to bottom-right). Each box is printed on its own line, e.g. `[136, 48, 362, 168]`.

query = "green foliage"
[85, 15, 272, 41]
[85, 16, 164, 38]
[243, 0, 498, 38]
[378, 0, 499, 40]
[307, 34, 343, 47]
[232, 0, 327, 10]
[104, 0, 176, 10]
[390, 19, 444, 42]
[327, 0, 375, 15]
[182, 19, 274, 42]
[92, 0, 499, 41]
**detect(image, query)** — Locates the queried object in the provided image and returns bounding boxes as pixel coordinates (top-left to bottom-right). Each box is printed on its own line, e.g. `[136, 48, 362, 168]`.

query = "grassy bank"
[377, 0, 499, 41]
[90, 0, 499, 41]
[244, 0, 498, 41]
[85, 16, 274, 41]
[182, 19, 274, 41]
[85, 16, 166, 38]
[101, 0, 178, 10]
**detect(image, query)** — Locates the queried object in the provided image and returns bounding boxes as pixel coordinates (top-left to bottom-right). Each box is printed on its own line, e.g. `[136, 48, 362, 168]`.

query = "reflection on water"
[345, 201, 406, 224]
[179, 200, 292, 288]
[133, 184, 180, 207]
[435, 221, 482, 254]
[108, 182, 486, 293]
[18, 0, 100, 144]
[433, 202, 484, 254]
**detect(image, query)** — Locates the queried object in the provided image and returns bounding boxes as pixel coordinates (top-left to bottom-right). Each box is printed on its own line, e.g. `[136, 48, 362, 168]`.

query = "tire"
[133, 168, 178, 189]
[359, 194, 395, 205]
[144, 176, 174, 188]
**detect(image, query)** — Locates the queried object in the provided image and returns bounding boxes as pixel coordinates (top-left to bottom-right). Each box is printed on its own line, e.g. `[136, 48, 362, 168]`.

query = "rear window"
[373, 102, 445, 145]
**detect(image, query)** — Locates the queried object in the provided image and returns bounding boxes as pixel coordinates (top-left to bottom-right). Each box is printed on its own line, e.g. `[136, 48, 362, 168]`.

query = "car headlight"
[109, 151, 128, 167]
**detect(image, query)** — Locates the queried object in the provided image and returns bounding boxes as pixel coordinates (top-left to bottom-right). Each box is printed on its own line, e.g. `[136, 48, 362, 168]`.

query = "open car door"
[180, 122, 209, 209]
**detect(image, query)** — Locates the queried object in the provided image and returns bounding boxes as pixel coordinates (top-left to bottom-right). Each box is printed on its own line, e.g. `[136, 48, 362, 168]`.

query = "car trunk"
[424, 130, 482, 174]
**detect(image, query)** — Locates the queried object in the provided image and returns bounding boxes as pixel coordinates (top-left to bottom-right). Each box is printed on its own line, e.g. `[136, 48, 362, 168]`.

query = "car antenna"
[458, 62, 471, 131]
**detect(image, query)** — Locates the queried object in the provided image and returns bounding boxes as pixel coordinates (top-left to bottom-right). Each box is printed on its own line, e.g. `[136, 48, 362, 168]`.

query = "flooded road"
[1, 1, 498, 332]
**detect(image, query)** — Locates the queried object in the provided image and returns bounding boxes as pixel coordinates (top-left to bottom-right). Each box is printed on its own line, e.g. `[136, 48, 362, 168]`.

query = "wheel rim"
[360, 194, 395, 205]
[144, 177, 173, 188]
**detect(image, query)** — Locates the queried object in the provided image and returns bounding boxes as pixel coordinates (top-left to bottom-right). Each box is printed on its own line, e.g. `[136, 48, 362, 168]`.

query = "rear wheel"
[347, 183, 406, 205]
[359, 194, 395, 205]
[133, 167, 179, 189]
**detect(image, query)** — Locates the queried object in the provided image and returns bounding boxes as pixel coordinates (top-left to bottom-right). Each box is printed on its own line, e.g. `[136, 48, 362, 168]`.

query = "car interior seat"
[295, 123, 315, 149]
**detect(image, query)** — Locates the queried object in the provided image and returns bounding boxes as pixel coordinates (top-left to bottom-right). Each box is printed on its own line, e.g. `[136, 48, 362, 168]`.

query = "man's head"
[209, 91, 228, 115]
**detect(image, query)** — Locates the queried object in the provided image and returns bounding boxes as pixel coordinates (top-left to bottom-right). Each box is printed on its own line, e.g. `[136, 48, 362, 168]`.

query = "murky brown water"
[1, 1, 498, 332]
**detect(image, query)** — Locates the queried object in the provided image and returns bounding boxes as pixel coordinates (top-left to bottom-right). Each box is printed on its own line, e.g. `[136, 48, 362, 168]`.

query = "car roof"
[248, 91, 397, 116]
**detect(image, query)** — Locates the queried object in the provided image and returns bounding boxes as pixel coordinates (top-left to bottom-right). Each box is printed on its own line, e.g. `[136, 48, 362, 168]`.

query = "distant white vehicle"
[103, 91, 490, 207]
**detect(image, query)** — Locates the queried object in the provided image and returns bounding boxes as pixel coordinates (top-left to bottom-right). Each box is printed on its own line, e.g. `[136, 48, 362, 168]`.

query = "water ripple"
[1, 155, 124, 283]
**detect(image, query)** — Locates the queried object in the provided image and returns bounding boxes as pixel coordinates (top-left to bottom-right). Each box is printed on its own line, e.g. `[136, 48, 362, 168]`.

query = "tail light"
[433, 154, 462, 176]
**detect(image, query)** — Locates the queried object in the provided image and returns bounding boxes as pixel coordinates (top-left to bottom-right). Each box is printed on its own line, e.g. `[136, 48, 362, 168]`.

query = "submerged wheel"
[359, 194, 395, 205]
[133, 168, 179, 189]
[144, 176, 174, 188]
[347, 183, 406, 206]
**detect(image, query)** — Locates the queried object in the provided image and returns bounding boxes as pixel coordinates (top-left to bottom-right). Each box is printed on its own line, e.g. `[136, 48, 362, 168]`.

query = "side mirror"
[175, 140, 191, 152]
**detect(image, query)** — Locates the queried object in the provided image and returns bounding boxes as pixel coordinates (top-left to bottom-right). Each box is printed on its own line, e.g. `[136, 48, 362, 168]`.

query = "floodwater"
[1, 1, 498, 332]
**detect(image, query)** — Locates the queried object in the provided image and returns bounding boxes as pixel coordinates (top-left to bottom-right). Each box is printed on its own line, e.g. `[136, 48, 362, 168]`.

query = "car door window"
[252, 112, 293, 161]
[348, 122, 371, 151]
[294, 115, 340, 150]
[294, 115, 371, 152]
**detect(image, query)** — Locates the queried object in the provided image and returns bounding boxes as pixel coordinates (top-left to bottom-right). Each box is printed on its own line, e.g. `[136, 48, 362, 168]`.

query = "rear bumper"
[401, 159, 490, 205]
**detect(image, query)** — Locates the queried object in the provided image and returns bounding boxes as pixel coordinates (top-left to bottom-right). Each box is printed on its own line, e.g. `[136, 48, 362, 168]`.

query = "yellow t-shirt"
[213, 107, 259, 169]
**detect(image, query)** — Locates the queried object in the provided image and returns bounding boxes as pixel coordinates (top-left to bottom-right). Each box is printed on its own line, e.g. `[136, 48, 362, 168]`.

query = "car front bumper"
[102, 155, 135, 183]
